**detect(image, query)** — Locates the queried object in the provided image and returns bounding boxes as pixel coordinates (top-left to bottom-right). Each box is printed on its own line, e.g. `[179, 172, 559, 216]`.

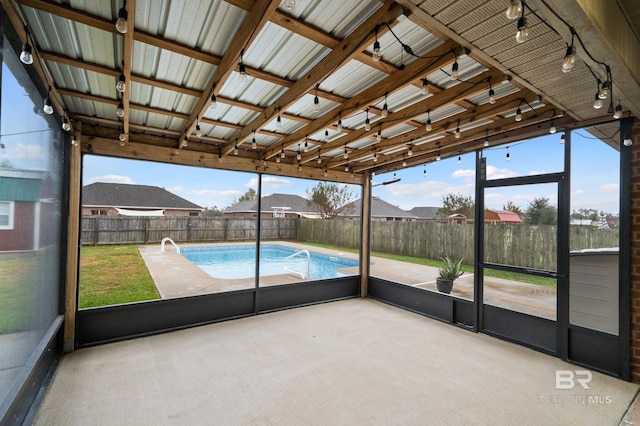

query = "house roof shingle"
[340, 197, 417, 219]
[409, 207, 440, 219]
[82, 182, 203, 210]
[224, 193, 317, 215]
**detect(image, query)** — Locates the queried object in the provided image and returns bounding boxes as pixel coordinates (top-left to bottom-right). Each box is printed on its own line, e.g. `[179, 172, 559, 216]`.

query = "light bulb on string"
[599, 81, 611, 100]
[343, 146, 348, 159]
[304, 139, 309, 152]
[506, 0, 522, 20]
[484, 130, 489, 147]
[118, 129, 126, 143]
[281, 147, 285, 158]
[423, 165, 427, 177]
[317, 153, 322, 164]
[506, 148, 511, 162]
[488, 86, 496, 104]
[381, 94, 389, 118]
[624, 137, 633, 147]
[313, 95, 320, 112]
[372, 28, 381, 62]
[20, 29, 33, 65]
[276, 111, 282, 129]
[549, 121, 556, 134]
[116, 74, 126, 93]
[562, 45, 577, 73]
[210, 94, 217, 109]
[457, 155, 461, 165]
[422, 78, 429, 95]
[337, 116, 343, 132]
[71, 134, 78, 147]
[373, 152, 378, 163]
[515, 107, 522, 121]
[593, 93, 603, 109]
[408, 144, 413, 156]
[252, 134, 257, 150]
[515, 17, 529, 43]
[115, 0, 128, 33]
[402, 156, 407, 167]
[284, 0, 296, 10]
[426, 110, 432, 132]
[613, 101, 623, 119]
[234, 144, 238, 156]
[450, 60, 459, 80]
[62, 116, 71, 132]
[195, 124, 202, 137]
[43, 86, 54, 115]
[116, 102, 125, 118]
[324, 129, 329, 142]
[364, 109, 371, 131]
[297, 145, 301, 160]
[454, 121, 461, 138]
[436, 149, 441, 161]
[376, 128, 382, 142]
[560, 134, 565, 144]
[276, 156, 280, 163]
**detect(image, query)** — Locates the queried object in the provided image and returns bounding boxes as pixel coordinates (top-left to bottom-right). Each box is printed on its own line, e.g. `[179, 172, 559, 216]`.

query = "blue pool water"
[180, 244, 359, 280]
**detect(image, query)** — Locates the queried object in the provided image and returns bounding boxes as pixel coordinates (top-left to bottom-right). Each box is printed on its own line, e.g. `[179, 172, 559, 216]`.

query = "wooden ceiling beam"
[323, 89, 538, 168]
[261, 38, 459, 160]
[355, 105, 560, 173]
[178, 0, 280, 146]
[222, 0, 403, 156]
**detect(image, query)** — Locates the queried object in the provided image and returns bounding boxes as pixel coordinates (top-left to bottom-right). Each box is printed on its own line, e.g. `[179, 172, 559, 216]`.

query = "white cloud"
[191, 189, 241, 198]
[167, 186, 186, 193]
[485, 165, 518, 180]
[87, 175, 135, 184]
[600, 183, 619, 193]
[452, 169, 474, 178]
[245, 176, 292, 189]
[388, 180, 473, 203]
[6, 143, 45, 159]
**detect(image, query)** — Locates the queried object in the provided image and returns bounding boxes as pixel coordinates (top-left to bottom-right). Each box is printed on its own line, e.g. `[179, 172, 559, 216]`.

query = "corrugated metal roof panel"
[297, 0, 381, 39]
[322, 60, 386, 99]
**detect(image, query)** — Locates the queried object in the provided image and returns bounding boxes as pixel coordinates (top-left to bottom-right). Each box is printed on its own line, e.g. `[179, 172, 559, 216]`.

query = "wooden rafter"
[222, 0, 403, 156]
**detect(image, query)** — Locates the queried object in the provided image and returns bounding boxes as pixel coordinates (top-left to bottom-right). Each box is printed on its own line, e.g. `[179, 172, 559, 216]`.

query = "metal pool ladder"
[283, 250, 310, 280]
[160, 237, 180, 254]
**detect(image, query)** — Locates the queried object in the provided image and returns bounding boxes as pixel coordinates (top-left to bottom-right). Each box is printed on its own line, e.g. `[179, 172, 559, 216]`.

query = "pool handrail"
[283, 249, 310, 280]
[160, 237, 180, 254]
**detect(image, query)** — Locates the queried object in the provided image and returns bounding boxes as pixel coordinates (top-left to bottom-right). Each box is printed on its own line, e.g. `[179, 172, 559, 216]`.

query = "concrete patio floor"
[33, 298, 639, 425]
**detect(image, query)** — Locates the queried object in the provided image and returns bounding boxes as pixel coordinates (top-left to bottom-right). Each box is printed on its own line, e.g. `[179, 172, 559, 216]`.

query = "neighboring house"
[340, 197, 418, 221]
[0, 168, 50, 251]
[223, 193, 321, 218]
[484, 209, 522, 224]
[82, 182, 203, 217]
[408, 206, 440, 221]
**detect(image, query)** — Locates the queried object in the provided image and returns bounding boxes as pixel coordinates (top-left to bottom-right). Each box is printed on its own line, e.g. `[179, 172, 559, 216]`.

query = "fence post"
[187, 218, 191, 242]
[93, 217, 99, 246]
[145, 218, 149, 244]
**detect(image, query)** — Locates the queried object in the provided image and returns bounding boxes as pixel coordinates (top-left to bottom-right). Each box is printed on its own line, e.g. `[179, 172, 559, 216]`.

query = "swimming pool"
[180, 244, 359, 280]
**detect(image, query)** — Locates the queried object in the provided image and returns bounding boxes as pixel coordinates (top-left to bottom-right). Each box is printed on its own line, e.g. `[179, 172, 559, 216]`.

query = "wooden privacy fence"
[81, 216, 297, 245]
[296, 219, 619, 271]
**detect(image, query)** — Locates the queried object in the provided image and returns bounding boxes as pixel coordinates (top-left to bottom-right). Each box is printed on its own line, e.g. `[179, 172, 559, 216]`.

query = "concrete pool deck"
[139, 241, 556, 320]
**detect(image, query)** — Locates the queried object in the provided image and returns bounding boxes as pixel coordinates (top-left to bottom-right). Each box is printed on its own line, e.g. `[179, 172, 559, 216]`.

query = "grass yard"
[79, 245, 160, 308]
[0, 255, 40, 334]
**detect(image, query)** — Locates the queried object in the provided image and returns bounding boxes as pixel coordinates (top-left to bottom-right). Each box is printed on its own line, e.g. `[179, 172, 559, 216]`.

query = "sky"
[80, 130, 621, 215]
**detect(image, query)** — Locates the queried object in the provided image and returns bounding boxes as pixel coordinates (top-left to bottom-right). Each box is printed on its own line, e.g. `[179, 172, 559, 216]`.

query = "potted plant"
[436, 256, 464, 294]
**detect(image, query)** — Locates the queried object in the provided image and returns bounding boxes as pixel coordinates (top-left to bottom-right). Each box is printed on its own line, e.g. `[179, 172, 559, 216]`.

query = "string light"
[457, 155, 461, 165]
[422, 78, 429, 95]
[402, 155, 407, 167]
[284, 0, 296, 10]
[454, 120, 461, 138]
[426, 110, 432, 132]
[297, 144, 301, 160]
[71, 134, 78, 147]
[488, 80, 496, 104]
[515, 107, 523, 121]
[324, 129, 329, 142]
[304, 138, 309, 152]
[313, 85, 320, 112]
[365, 109, 371, 131]
[562, 44, 577, 73]
[381, 94, 389, 118]
[239, 50, 247, 82]
[408, 143, 413, 156]
[343, 146, 348, 159]
[116, 74, 126, 93]
[276, 109, 282, 129]
[345, 163, 349, 172]
[484, 130, 489, 147]
[436, 148, 441, 161]
[624, 136, 632, 147]
[234, 143, 238, 155]
[337, 114, 343, 132]
[252, 131, 257, 149]
[560, 134, 565, 144]
[115, 0, 128, 33]
[373, 151, 378, 163]
[182, 138, 188, 148]
[116, 102, 125, 118]
[372, 27, 381, 62]
[195, 116, 202, 137]
[377, 127, 382, 142]
[613, 100, 623, 119]
[43, 86, 54, 115]
[423, 164, 427, 177]
[505, 0, 523, 20]
[281, 146, 286, 158]
[515, 16, 529, 43]
[118, 128, 126, 143]
[450, 54, 459, 80]
[549, 121, 556, 134]
[324, 169, 328, 177]
[317, 152, 322, 164]
[20, 27, 33, 65]
[276, 155, 280, 163]
[593, 92, 603, 109]
[506, 147, 511, 162]
[62, 115, 71, 132]
[210, 94, 217, 109]
[599, 80, 611, 100]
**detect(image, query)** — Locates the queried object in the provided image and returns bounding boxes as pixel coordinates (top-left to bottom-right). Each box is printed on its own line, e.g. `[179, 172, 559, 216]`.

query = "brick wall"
[629, 118, 640, 382]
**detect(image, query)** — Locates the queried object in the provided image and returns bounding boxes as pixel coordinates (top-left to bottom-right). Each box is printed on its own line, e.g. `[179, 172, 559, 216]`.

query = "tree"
[502, 201, 524, 217]
[306, 182, 354, 219]
[525, 197, 557, 224]
[238, 188, 257, 202]
[202, 206, 223, 217]
[437, 193, 474, 219]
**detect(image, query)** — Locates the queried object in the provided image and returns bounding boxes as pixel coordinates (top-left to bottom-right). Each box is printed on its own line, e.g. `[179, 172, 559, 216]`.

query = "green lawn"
[79, 245, 160, 308]
[0, 256, 40, 334]
[300, 241, 557, 287]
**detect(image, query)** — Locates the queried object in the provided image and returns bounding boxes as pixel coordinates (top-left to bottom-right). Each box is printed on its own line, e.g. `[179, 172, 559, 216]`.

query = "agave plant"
[437, 256, 464, 281]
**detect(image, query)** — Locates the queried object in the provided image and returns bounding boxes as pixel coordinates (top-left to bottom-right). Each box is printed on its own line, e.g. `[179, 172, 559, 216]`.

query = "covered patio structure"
[2, 0, 640, 423]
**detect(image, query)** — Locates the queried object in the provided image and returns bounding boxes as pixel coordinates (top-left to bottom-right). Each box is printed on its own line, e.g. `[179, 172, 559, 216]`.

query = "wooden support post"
[64, 125, 82, 352]
[360, 174, 372, 297]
